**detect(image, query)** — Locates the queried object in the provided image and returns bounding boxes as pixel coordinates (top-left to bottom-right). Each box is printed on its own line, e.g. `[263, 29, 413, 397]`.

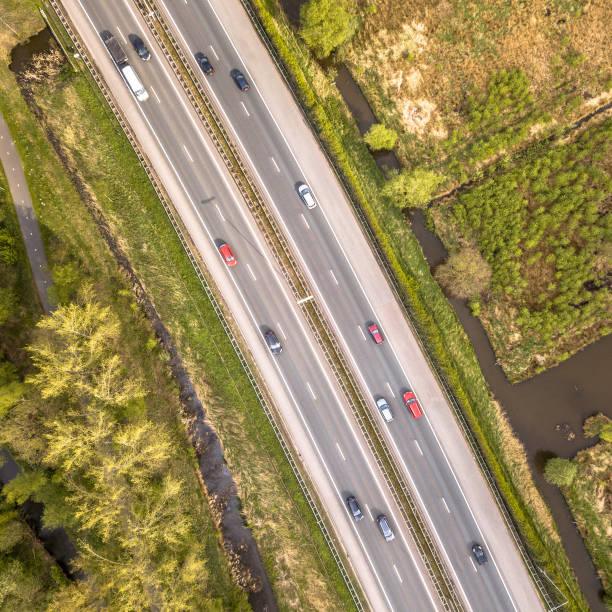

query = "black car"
[472, 543, 488, 565]
[264, 330, 282, 355]
[131, 35, 150, 61]
[230, 69, 250, 92]
[195, 52, 214, 76]
[346, 496, 364, 521]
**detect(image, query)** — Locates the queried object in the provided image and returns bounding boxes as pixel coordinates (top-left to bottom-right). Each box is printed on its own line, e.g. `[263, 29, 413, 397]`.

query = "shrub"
[364, 123, 398, 150]
[435, 248, 493, 299]
[299, 0, 359, 59]
[381, 168, 442, 209]
[544, 458, 578, 487]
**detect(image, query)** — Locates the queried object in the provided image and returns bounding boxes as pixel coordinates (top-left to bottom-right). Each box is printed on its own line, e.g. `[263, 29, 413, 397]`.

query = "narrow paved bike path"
[0, 111, 54, 314]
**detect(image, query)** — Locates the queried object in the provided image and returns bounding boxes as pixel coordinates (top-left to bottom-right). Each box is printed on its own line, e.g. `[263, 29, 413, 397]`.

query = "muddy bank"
[410, 209, 610, 611]
[12, 34, 275, 611]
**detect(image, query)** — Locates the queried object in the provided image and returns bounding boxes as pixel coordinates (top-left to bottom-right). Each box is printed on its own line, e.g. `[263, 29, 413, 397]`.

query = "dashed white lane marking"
[336, 442, 346, 461]
[393, 564, 403, 583]
[277, 324, 287, 340]
[270, 156, 280, 172]
[469, 557, 478, 572]
[300, 213, 310, 229]
[358, 326, 366, 341]
[306, 382, 317, 400]
[215, 204, 225, 222]
[414, 439, 424, 456]
[149, 85, 161, 104]
[365, 504, 373, 520]
[240, 101, 250, 116]
[329, 269, 339, 285]
[441, 497, 451, 513]
[246, 263, 257, 281]
[386, 382, 395, 398]
[116, 25, 127, 43]
[183, 144, 193, 162]
[209, 44, 219, 60]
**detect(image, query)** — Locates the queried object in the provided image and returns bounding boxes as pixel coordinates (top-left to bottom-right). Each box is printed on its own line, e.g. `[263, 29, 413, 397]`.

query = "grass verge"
[244, 0, 589, 609]
[0, 1, 356, 608]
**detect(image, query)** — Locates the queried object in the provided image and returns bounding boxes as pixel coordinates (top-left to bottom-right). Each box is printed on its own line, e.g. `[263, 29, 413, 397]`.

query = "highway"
[70, 0, 442, 609]
[65, 0, 544, 610]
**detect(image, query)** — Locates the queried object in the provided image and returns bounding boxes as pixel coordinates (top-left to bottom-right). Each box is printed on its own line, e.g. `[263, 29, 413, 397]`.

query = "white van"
[121, 65, 149, 101]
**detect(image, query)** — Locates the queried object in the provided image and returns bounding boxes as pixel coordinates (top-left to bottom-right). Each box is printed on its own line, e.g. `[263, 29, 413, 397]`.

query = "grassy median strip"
[241, 1, 589, 610]
[1, 1, 357, 608]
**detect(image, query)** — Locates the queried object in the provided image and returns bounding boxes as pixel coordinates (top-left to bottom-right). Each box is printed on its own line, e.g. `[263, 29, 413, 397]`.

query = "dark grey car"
[346, 496, 364, 521]
[264, 330, 282, 355]
[472, 543, 488, 565]
[131, 35, 150, 61]
[230, 69, 250, 92]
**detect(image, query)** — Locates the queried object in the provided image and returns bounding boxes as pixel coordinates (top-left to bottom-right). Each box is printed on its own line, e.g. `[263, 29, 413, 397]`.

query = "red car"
[403, 391, 422, 419]
[218, 242, 237, 267]
[367, 323, 384, 344]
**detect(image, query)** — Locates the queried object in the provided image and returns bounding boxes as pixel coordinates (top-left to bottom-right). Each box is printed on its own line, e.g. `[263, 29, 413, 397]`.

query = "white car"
[376, 397, 393, 422]
[297, 182, 317, 209]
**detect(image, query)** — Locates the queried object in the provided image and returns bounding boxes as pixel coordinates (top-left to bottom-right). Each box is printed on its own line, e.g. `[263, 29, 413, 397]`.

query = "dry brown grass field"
[346, 0, 612, 171]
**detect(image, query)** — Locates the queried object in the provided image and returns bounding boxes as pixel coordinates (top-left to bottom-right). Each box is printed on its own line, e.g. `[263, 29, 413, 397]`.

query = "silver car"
[376, 397, 393, 422]
[377, 514, 395, 542]
[297, 182, 317, 209]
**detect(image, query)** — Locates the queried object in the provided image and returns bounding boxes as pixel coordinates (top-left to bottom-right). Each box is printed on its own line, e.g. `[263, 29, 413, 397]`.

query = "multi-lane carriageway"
[63, 0, 545, 610]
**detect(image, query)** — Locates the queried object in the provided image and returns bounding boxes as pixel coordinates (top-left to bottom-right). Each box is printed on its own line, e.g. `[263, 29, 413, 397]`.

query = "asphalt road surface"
[66, 0, 545, 610]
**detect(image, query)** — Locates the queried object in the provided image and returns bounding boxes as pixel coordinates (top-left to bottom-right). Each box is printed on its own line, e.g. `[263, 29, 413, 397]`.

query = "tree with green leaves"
[364, 123, 398, 150]
[435, 247, 492, 299]
[299, 0, 359, 59]
[544, 457, 578, 487]
[381, 168, 442, 209]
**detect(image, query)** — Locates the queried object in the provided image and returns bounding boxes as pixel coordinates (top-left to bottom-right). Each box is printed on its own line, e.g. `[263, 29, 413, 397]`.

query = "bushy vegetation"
[0, 497, 63, 609]
[544, 458, 578, 487]
[2, 288, 247, 609]
[381, 167, 442, 208]
[550, 415, 612, 608]
[363, 123, 398, 150]
[299, 0, 358, 59]
[434, 247, 492, 299]
[437, 117, 612, 379]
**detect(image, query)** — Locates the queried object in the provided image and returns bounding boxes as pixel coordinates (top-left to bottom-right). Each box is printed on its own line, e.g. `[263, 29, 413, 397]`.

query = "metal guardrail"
[237, 1, 567, 609]
[47, 1, 362, 609]
[139, 2, 465, 610]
